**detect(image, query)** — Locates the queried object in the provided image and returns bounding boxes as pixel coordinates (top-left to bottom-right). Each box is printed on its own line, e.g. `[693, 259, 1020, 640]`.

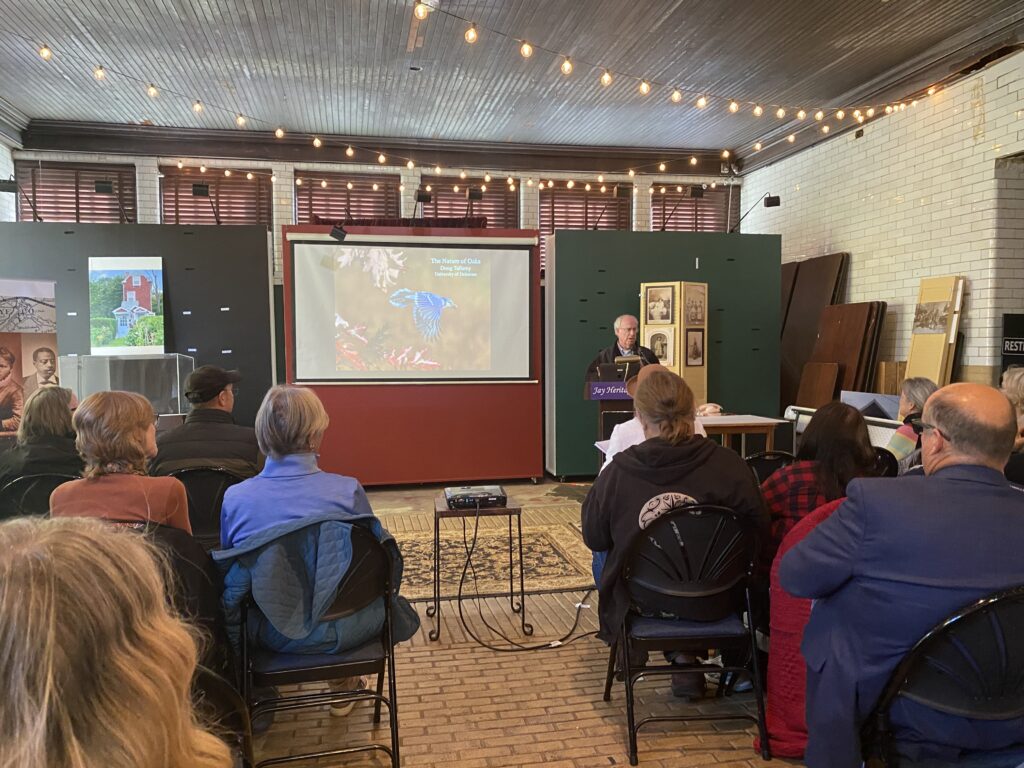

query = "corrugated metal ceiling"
[0, 0, 1020, 153]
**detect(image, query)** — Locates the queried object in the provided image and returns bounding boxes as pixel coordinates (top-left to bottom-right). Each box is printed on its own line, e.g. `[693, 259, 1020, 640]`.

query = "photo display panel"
[292, 241, 531, 382]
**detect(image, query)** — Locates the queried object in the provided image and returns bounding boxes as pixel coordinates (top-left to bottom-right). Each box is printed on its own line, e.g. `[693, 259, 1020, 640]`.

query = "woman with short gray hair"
[886, 376, 938, 468]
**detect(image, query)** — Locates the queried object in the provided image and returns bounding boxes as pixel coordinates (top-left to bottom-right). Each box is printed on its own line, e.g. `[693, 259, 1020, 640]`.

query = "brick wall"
[0, 141, 13, 222]
[740, 50, 1024, 369]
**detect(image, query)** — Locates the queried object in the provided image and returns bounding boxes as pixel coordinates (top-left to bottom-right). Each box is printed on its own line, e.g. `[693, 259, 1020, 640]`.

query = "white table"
[699, 414, 788, 457]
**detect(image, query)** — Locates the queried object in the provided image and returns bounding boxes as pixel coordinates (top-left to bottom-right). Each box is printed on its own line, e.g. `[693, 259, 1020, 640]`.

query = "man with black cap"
[151, 365, 262, 477]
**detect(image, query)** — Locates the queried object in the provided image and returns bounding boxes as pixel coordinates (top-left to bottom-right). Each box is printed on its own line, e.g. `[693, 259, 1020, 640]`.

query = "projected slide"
[292, 242, 531, 381]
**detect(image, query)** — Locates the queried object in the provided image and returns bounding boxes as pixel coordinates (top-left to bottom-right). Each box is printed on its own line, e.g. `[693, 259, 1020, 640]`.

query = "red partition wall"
[282, 225, 543, 485]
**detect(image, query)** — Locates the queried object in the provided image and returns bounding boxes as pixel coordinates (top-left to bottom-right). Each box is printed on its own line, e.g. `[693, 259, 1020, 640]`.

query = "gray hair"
[254, 385, 330, 459]
[1002, 366, 1024, 412]
[927, 391, 1016, 464]
[613, 314, 638, 331]
[901, 377, 938, 414]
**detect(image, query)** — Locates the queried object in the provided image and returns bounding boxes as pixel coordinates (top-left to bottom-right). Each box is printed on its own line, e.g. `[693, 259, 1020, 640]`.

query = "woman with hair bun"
[582, 368, 767, 699]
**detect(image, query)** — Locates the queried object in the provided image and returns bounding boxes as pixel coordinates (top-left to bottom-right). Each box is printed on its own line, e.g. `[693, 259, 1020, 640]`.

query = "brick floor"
[254, 480, 802, 768]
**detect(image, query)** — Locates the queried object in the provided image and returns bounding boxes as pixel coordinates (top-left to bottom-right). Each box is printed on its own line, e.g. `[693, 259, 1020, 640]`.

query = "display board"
[88, 256, 165, 355]
[290, 241, 531, 382]
[546, 230, 780, 477]
[905, 275, 964, 386]
[639, 280, 708, 404]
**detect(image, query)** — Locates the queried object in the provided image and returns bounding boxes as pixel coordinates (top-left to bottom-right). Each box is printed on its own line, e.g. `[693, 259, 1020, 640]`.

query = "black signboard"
[1002, 314, 1024, 374]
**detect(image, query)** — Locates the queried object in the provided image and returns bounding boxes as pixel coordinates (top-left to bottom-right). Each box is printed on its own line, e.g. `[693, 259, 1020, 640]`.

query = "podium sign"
[586, 381, 631, 400]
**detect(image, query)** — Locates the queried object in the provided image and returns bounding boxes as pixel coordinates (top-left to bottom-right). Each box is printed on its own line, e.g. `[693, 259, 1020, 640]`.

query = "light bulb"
[689, 156, 697, 166]
[899, 102, 906, 111]
[836, 109, 845, 120]
[321, 179, 327, 188]
[797, 109, 806, 120]
[710, 182, 716, 189]
[434, 165, 441, 174]
[464, 25, 478, 44]
[372, 183, 379, 191]
[753, 142, 762, 151]
[413, 1, 429, 20]
[776, 107, 786, 119]
[822, 124, 830, 133]
[538, 182, 545, 190]
[660, 186, 666, 194]
[193, 100, 203, 113]
[696, 95, 707, 109]
[852, 109, 861, 119]
[676, 185, 682, 193]
[857, 115, 865, 123]
[236, 114, 246, 127]
[312, 137, 322, 148]
[911, 99, 917, 107]
[453, 185, 460, 193]
[639, 80, 650, 95]
[270, 175, 276, 183]
[407, 160, 415, 169]
[600, 70, 612, 87]
[600, 185, 606, 193]
[509, 184, 515, 191]
[346, 182, 353, 190]
[560, 57, 573, 76]
[520, 41, 533, 58]
[729, 101, 740, 113]
[93, 66, 105, 80]
[814, 110, 824, 121]
[628, 169, 635, 177]
[648, 187, 654, 194]
[275, 127, 285, 139]
[753, 105, 763, 117]
[425, 184, 432, 192]
[658, 162, 666, 172]
[147, 84, 158, 98]
[566, 180, 574, 188]
[177, 160, 184, 169]
[927, 86, 936, 96]
[721, 150, 730, 159]
[459, 170, 467, 180]
[585, 183, 591, 191]
[506, 176, 514, 184]
[345, 146, 355, 157]
[246, 172, 254, 180]
[671, 89, 683, 103]
[480, 184, 486, 192]
[597, 174, 604, 183]
[295, 178, 301, 186]
[38, 45, 52, 61]
[866, 107, 875, 117]
[378, 153, 386, 163]
[199, 165, 206, 173]
[399, 184, 404, 192]
[484, 173, 491, 182]
[224, 169, 231, 177]
[787, 134, 796, 143]
[527, 178, 534, 186]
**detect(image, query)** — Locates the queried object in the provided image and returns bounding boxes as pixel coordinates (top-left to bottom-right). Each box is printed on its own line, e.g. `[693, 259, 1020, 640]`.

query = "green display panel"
[544, 230, 781, 477]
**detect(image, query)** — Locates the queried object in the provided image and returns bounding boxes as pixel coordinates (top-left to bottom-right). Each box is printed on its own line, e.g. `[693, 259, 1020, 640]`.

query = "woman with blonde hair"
[0, 516, 230, 768]
[0, 386, 82, 490]
[582, 368, 767, 699]
[50, 391, 190, 531]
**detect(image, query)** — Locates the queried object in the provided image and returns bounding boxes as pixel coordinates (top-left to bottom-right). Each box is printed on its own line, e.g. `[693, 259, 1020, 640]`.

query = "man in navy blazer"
[780, 383, 1024, 767]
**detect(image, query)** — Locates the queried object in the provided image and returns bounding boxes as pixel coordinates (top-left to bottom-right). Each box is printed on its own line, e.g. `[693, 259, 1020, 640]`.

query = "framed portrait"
[644, 285, 674, 325]
[684, 283, 706, 326]
[685, 328, 704, 367]
[644, 326, 675, 367]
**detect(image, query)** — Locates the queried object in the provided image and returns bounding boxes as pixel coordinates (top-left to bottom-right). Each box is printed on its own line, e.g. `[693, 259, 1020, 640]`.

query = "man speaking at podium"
[585, 314, 659, 380]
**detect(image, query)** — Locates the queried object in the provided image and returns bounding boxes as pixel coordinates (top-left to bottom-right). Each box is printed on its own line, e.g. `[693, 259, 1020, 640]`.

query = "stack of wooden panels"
[780, 253, 848, 409]
[796, 302, 887, 406]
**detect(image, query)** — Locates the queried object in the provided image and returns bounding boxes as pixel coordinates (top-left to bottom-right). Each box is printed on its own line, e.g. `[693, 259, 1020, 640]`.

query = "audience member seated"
[151, 365, 263, 477]
[761, 401, 875, 564]
[50, 391, 191, 532]
[216, 385, 418, 711]
[0, 345, 24, 435]
[0, 516, 231, 768]
[780, 383, 1024, 767]
[1000, 366, 1024, 484]
[885, 376, 938, 472]
[0, 386, 82, 490]
[600, 363, 706, 472]
[582, 369, 767, 700]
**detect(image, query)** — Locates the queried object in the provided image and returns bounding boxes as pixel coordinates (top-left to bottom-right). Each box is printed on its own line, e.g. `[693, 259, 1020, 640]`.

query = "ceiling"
[0, 0, 1021, 162]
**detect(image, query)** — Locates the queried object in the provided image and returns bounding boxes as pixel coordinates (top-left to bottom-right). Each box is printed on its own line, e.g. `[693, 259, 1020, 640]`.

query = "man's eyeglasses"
[909, 418, 946, 439]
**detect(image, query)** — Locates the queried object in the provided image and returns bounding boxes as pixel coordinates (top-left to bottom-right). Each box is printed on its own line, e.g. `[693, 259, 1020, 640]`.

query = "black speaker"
[191, 183, 210, 197]
[0, 179, 17, 194]
[690, 186, 704, 198]
[466, 187, 484, 201]
[415, 189, 432, 203]
[94, 180, 114, 194]
[613, 184, 631, 198]
[764, 195, 781, 207]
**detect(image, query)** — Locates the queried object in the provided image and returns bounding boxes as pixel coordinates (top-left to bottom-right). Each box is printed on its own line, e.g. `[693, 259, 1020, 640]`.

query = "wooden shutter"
[159, 167, 273, 227]
[539, 184, 632, 267]
[650, 185, 739, 232]
[294, 171, 401, 223]
[420, 179, 519, 228]
[14, 161, 137, 223]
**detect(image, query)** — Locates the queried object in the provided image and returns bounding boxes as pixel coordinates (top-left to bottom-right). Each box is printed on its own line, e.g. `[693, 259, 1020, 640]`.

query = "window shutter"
[159, 167, 273, 227]
[14, 161, 137, 223]
[539, 184, 632, 267]
[420, 179, 519, 228]
[650, 185, 739, 233]
[294, 171, 401, 223]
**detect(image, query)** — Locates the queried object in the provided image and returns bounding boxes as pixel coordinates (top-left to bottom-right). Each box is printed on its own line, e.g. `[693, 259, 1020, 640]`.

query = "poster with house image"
[88, 257, 165, 355]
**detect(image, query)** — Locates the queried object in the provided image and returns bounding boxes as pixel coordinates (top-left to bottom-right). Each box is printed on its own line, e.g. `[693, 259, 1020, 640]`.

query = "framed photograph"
[685, 329, 704, 367]
[645, 285, 674, 325]
[644, 326, 675, 367]
[912, 300, 951, 335]
[684, 283, 706, 325]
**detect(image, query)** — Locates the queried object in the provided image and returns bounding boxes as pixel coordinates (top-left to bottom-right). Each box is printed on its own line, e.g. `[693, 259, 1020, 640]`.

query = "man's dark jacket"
[585, 344, 659, 381]
[582, 436, 768, 642]
[152, 408, 262, 477]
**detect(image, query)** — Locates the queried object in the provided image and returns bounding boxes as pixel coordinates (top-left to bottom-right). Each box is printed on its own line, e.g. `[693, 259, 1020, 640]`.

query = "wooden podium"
[585, 380, 634, 440]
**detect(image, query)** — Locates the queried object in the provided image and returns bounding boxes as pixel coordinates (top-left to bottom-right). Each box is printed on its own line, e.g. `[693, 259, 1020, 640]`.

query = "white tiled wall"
[0, 141, 14, 222]
[741, 50, 1024, 367]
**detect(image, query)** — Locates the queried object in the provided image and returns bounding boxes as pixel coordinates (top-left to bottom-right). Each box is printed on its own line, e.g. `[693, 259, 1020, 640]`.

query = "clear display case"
[58, 353, 195, 415]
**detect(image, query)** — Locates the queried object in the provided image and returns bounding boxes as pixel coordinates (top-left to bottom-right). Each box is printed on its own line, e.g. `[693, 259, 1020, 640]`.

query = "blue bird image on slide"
[388, 288, 457, 342]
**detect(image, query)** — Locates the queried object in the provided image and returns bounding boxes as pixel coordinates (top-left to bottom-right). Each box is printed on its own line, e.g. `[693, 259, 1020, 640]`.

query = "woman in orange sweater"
[50, 391, 191, 532]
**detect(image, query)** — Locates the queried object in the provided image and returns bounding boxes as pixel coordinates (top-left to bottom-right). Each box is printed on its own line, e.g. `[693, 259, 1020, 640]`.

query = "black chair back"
[193, 666, 254, 768]
[623, 505, 754, 623]
[0, 473, 78, 518]
[745, 451, 796, 483]
[322, 525, 392, 621]
[873, 447, 899, 478]
[169, 467, 246, 548]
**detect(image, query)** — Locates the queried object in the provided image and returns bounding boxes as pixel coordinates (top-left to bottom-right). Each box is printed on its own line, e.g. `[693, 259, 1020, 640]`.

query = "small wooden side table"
[427, 495, 533, 642]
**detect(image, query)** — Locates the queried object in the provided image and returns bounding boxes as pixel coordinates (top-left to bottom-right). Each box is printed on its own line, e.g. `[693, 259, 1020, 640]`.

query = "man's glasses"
[910, 418, 946, 439]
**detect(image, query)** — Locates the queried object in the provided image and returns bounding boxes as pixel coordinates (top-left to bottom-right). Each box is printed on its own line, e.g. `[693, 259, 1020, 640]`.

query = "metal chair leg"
[622, 632, 639, 766]
[603, 643, 617, 701]
[387, 647, 400, 766]
[373, 667, 385, 724]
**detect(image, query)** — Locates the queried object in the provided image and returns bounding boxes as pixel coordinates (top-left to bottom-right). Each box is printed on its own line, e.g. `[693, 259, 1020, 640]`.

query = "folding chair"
[745, 450, 796, 483]
[194, 665, 254, 768]
[169, 467, 247, 549]
[0, 473, 78, 518]
[873, 446, 899, 478]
